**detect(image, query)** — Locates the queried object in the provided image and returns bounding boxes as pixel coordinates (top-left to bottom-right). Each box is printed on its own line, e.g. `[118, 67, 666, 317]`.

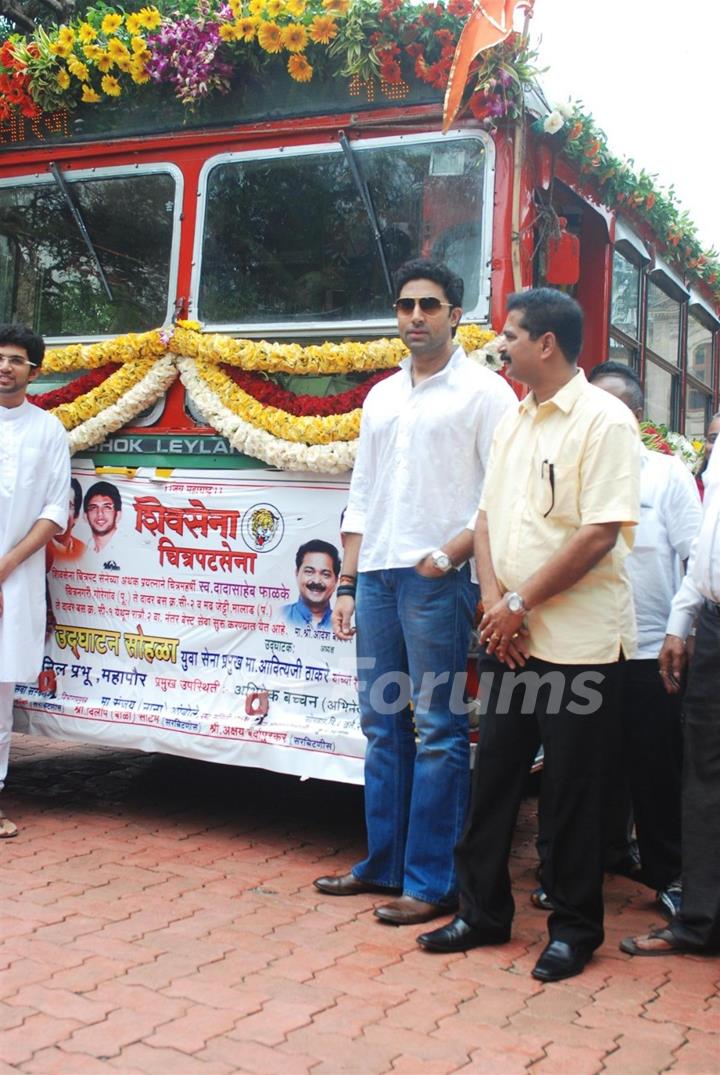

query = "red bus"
[1, 2, 717, 780]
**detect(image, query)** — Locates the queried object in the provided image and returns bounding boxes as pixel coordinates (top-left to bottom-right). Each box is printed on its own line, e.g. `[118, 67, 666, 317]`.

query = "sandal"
[620, 926, 694, 957]
[0, 811, 18, 838]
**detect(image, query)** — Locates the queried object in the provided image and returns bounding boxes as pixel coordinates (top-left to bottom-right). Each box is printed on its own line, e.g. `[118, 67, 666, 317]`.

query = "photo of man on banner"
[282, 539, 340, 632]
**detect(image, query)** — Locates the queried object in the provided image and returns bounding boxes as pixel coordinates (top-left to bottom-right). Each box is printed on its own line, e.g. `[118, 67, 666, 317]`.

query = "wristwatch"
[430, 549, 453, 573]
[505, 591, 527, 614]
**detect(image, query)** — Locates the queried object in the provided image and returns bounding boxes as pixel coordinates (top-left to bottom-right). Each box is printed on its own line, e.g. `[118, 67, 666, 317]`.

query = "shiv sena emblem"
[241, 503, 284, 553]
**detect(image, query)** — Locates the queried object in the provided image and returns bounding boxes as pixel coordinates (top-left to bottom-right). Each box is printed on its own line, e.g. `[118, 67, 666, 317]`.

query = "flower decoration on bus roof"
[2, 2, 717, 301]
[0, 1, 533, 122]
[534, 104, 720, 304]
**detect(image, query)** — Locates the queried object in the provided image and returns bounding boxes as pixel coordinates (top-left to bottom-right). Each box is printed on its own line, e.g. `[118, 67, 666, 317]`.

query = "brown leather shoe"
[374, 895, 455, 926]
[313, 872, 400, 896]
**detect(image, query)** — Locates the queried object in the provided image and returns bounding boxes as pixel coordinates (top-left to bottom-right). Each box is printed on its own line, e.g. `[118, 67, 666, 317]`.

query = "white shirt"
[666, 438, 720, 638]
[0, 401, 71, 682]
[342, 346, 516, 572]
[627, 447, 701, 658]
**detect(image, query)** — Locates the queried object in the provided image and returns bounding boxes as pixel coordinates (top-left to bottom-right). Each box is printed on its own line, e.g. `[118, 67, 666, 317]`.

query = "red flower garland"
[29, 364, 120, 410]
[223, 367, 395, 417]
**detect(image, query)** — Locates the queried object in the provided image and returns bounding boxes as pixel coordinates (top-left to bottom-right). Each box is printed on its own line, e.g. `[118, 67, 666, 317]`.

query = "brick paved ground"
[1, 735, 718, 1075]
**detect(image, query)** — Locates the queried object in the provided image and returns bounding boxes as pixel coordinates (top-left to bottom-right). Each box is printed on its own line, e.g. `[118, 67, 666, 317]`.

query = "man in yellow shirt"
[418, 288, 641, 982]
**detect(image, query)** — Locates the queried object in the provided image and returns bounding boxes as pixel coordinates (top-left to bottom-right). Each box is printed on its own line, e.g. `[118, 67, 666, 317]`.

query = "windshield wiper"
[338, 130, 394, 301]
[49, 161, 114, 302]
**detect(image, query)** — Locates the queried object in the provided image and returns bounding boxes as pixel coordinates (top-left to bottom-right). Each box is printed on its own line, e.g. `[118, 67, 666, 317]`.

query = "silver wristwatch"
[430, 549, 453, 573]
[505, 591, 527, 614]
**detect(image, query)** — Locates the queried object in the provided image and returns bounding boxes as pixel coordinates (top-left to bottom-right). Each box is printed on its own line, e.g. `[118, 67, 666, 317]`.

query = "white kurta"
[0, 400, 70, 682]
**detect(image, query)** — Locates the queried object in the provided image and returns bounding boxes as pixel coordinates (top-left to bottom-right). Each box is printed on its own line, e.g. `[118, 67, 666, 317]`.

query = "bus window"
[646, 280, 680, 367]
[0, 166, 181, 339]
[687, 314, 713, 388]
[644, 359, 676, 428]
[686, 313, 715, 437]
[195, 132, 491, 332]
[609, 250, 642, 368]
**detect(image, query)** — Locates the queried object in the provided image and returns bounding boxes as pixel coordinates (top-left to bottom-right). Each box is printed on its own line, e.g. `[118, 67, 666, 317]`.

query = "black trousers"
[456, 654, 621, 951]
[619, 659, 682, 889]
[671, 601, 720, 952]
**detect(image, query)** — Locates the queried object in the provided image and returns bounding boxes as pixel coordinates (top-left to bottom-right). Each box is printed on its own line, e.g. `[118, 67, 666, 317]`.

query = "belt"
[704, 598, 720, 616]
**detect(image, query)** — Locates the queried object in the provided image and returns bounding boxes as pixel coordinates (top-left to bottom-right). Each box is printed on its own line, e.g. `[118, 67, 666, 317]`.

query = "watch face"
[432, 551, 451, 571]
[508, 593, 523, 613]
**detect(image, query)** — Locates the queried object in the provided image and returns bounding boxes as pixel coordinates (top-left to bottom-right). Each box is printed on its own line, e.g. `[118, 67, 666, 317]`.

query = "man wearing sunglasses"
[314, 258, 515, 925]
[0, 324, 71, 838]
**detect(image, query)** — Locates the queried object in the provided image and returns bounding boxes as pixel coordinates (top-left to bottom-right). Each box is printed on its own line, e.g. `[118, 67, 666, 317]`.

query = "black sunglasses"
[393, 297, 453, 314]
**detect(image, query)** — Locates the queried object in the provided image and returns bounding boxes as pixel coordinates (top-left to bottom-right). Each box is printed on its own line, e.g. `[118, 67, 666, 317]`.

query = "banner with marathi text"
[13, 467, 365, 783]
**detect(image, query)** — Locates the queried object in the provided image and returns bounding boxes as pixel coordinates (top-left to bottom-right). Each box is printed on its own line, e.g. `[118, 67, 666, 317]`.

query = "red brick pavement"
[1, 735, 718, 1075]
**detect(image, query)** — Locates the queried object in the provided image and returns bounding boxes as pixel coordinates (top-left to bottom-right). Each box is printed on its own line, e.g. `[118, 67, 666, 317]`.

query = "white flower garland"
[177, 355, 357, 474]
[67, 354, 178, 455]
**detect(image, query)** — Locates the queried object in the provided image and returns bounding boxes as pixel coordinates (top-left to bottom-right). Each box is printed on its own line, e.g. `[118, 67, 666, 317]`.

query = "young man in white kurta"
[0, 324, 71, 836]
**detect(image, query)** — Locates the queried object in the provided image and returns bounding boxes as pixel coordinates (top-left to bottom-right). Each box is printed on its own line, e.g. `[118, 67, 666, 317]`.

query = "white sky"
[527, 0, 720, 252]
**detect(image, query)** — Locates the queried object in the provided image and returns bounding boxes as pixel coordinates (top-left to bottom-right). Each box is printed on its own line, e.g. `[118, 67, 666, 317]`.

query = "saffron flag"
[443, 0, 534, 133]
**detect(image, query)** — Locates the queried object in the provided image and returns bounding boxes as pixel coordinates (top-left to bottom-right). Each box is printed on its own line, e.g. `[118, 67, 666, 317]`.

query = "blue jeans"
[352, 565, 478, 904]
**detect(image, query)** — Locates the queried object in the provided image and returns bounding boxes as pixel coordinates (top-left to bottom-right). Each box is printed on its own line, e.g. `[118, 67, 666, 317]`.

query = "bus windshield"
[197, 134, 489, 329]
[0, 168, 178, 338]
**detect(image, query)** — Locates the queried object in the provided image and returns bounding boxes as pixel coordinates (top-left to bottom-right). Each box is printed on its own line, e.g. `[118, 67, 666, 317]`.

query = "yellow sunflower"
[138, 6, 162, 30]
[286, 0, 306, 15]
[56, 25, 75, 48]
[130, 61, 151, 84]
[287, 53, 312, 82]
[281, 23, 308, 52]
[81, 84, 102, 103]
[257, 21, 283, 53]
[101, 73, 122, 96]
[125, 13, 143, 34]
[78, 22, 97, 44]
[309, 14, 337, 43]
[237, 17, 258, 41]
[67, 56, 90, 81]
[322, 0, 349, 13]
[49, 39, 73, 59]
[101, 12, 123, 35]
[219, 22, 241, 41]
[265, 0, 284, 16]
[56, 67, 71, 90]
[107, 38, 130, 63]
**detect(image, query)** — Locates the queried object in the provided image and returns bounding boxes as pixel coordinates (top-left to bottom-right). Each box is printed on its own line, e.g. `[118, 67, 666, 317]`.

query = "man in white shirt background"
[697, 410, 720, 496]
[313, 259, 515, 925]
[588, 362, 702, 915]
[0, 324, 71, 838]
[622, 405, 720, 957]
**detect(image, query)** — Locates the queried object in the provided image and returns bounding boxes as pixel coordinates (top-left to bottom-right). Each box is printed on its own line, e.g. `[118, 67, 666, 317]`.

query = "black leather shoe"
[313, 872, 400, 896]
[531, 940, 593, 982]
[417, 915, 510, 952]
